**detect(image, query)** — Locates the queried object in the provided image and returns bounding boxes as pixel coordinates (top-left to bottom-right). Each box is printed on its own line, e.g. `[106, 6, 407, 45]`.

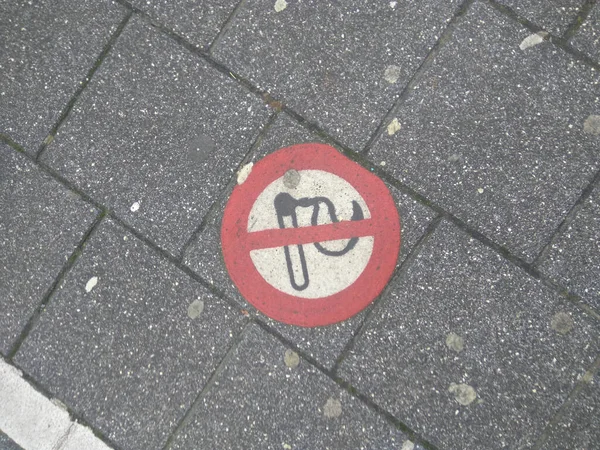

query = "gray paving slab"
[0, 0, 126, 154]
[369, 0, 600, 263]
[212, 0, 461, 150]
[495, 0, 584, 35]
[0, 143, 98, 356]
[14, 219, 245, 450]
[338, 220, 600, 450]
[129, 0, 239, 49]
[0, 431, 23, 450]
[538, 184, 600, 311]
[41, 15, 270, 256]
[543, 366, 600, 450]
[572, 4, 600, 62]
[183, 113, 436, 368]
[170, 324, 421, 450]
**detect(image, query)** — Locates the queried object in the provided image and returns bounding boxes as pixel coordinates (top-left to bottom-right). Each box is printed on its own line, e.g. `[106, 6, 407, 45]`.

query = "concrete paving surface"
[1, 1, 599, 449]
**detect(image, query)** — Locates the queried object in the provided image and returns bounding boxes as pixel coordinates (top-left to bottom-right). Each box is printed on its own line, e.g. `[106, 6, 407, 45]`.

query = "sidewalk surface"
[1, 1, 600, 449]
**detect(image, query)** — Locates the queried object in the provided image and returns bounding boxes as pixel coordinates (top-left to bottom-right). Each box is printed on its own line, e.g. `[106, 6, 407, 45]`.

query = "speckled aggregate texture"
[543, 369, 600, 450]
[170, 324, 412, 450]
[539, 185, 600, 311]
[369, 1, 600, 262]
[14, 219, 244, 450]
[338, 220, 600, 450]
[0, 431, 23, 450]
[0, 0, 126, 154]
[0, 144, 97, 355]
[183, 113, 436, 368]
[572, 4, 600, 62]
[42, 15, 270, 256]
[128, 0, 239, 49]
[212, 0, 461, 150]
[495, 0, 584, 35]
[3, 0, 600, 448]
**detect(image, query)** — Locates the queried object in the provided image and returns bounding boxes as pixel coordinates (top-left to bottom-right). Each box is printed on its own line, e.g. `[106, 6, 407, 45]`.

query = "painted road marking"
[0, 358, 112, 450]
[221, 143, 401, 327]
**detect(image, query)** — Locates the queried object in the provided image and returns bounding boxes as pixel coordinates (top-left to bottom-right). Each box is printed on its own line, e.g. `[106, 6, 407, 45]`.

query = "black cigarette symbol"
[273, 192, 364, 291]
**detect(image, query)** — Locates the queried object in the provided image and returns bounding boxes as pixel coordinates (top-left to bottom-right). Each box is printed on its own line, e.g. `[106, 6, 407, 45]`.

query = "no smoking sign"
[221, 143, 400, 327]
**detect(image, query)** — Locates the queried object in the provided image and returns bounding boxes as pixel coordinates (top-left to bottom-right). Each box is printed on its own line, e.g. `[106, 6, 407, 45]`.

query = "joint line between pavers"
[331, 214, 444, 375]
[208, 0, 247, 54]
[0, 355, 119, 450]
[9, 104, 600, 332]
[177, 111, 280, 262]
[563, 0, 598, 41]
[161, 319, 252, 450]
[361, 0, 476, 155]
[361, 155, 600, 323]
[533, 167, 600, 268]
[531, 355, 600, 450]
[250, 319, 442, 450]
[108, 2, 368, 155]
[7, 211, 107, 360]
[35, 11, 133, 162]
[0, 133, 28, 155]
[486, 0, 551, 33]
[487, 0, 600, 71]
[104, 211, 250, 318]
[280, 105, 364, 156]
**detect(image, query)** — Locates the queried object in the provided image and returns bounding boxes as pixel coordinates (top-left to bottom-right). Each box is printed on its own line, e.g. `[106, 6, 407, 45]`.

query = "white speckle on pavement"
[519, 32, 548, 50]
[237, 162, 254, 185]
[275, 0, 287, 13]
[130, 201, 140, 212]
[85, 276, 98, 293]
[401, 440, 415, 450]
[387, 118, 401, 135]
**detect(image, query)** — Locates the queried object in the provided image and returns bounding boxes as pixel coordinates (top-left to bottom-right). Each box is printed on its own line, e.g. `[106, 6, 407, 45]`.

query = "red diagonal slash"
[243, 218, 375, 251]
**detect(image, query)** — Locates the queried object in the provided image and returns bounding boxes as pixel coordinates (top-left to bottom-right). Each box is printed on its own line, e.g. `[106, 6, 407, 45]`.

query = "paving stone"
[572, 4, 600, 62]
[14, 219, 244, 450]
[369, 1, 600, 262]
[41, 16, 270, 256]
[183, 113, 436, 368]
[338, 220, 600, 450]
[0, 0, 126, 154]
[129, 0, 239, 49]
[0, 431, 23, 450]
[170, 324, 418, 450]
[495, 0, 584, 35]
[0, 143, 98, 356]
[212, 0, 461, 150]
[538, 184, 600, 311]
[543, 367, 600, 450]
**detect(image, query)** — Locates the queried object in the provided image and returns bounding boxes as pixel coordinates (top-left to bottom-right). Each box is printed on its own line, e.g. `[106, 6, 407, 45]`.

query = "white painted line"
[0, 359, 112, 450]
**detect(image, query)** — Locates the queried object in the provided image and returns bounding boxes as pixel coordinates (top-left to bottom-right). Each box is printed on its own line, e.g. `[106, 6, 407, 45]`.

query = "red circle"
[221, 143, 400, 327]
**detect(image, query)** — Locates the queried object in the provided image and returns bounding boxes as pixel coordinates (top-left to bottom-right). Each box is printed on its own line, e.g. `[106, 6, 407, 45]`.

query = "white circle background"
[248, 170, 374, 299]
